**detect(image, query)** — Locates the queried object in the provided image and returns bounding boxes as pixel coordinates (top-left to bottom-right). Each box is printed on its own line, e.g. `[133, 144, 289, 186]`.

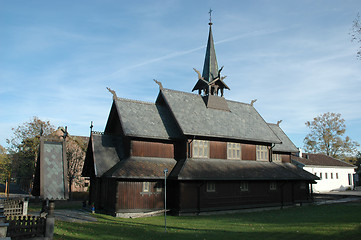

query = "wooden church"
[82, 19, 318, 216]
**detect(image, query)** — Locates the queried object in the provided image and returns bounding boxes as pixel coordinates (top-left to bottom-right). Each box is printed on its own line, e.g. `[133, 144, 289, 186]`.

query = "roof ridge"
[115, 97, 154, 105]
[163, 88, 253, 106]
[162, 88, 199, 96]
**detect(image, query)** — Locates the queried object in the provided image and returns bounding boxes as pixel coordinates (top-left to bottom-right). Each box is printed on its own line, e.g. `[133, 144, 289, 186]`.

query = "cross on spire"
[209, 9, 213, 25]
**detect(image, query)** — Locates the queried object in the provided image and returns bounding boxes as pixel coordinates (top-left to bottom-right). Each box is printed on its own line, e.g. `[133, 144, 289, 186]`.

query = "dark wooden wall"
[210, 141, 227, 159]
[176, 180, 311, 214]
[94, 178, 117, 213]
[131, 140, 174, 158]
[281, 154, 291, 163]
[241, 144, 256, 160]
[116, 181, 164, 212]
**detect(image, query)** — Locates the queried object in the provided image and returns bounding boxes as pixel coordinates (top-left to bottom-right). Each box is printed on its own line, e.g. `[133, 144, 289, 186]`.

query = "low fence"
[6, 215, 46, 240]
[0, 198, 52, 240]
[0, 198, 28, 216]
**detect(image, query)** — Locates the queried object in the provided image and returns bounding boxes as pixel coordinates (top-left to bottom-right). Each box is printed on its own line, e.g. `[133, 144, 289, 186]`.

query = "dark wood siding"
[210, 141, 227, 159]
[281, 154, 291, 163]
[131, 140, 174, 158]
[95, 178, 117, 213]
[242, 144, 256, 160]
[176, 180, 311, 214]
[116, 181, 164, 212]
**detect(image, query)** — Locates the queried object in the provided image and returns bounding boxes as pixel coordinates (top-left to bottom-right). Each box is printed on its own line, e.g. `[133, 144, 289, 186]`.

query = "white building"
[292, 153, 356, 193]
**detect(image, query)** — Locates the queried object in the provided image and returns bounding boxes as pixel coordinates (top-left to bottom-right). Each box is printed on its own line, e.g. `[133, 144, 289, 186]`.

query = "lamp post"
[163, 168, 168, 233]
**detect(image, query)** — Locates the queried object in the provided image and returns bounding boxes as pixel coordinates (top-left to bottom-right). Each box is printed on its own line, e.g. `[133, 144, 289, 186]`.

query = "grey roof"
[292, 154, 356, 168]
[92, 133, 124, 177]
[268, 123, 298, 153]
[170, 158, 318, 181]
[160, 88, 281, 144]
[114, 98, 182, 140]
[104, 156, 176, 179]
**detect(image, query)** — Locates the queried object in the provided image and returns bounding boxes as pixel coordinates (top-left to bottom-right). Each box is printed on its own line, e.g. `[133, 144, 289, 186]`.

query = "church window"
[227, 142, 241, 159]
[272, 154, 282, 162]
[143, 182, 150, 192]
[193, 140, 209, 158]
[240, 181, 248, 191]
[256, 145, 268, 161]
[207, 182, 216, 192]
[270, 182, 277, 191]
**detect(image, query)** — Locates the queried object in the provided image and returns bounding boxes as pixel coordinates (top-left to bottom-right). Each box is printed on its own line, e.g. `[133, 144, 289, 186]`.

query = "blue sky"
[1, 0, 360, 152]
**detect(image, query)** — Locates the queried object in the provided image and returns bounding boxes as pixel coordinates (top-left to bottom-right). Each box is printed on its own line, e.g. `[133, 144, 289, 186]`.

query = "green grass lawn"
[53, 203, 361, 240]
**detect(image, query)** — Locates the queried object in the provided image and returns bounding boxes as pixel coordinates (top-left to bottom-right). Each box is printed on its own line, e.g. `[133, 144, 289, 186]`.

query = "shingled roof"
[159, 88, 281, 144]
[103, 157, 176, 179]
[268, 123, 298, 153]
[169, 158, 318, 181]
[84, 133, 124, 177]
[114, 98, 182, 140]
[292, 154, 356, 168]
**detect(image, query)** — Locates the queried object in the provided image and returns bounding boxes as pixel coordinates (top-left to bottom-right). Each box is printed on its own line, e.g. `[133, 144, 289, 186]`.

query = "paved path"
[53, 209, 97, 223]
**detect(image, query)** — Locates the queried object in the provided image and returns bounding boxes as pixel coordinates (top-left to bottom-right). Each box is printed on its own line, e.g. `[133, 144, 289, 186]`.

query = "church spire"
[192, 10, 230, 97]
[202, 19, 219, 82]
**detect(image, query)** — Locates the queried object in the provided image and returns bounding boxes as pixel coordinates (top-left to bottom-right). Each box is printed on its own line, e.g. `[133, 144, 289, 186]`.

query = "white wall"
[304, 166, 355, 192]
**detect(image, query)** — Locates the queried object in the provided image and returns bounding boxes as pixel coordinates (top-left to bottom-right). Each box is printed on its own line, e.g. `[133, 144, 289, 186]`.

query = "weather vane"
[209, 9, 213, 25]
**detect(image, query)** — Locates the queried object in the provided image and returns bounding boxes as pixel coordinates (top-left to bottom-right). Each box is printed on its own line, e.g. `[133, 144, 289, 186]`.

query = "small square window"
[143, 182, 150, 192]
[272, 154, 282, 162]
[319, 172, 322, 179]
[270, 182, 277, 191]
[336, 173, 339, 179]
[240, 181, 248, 191]
[256, 145, 268, 161]
[325, 173, 328, 179]
[193, 140, 209, 158]
[207, 182, 216, 192]
[155, 182, 163, 192]
[227, 142, 242, 160]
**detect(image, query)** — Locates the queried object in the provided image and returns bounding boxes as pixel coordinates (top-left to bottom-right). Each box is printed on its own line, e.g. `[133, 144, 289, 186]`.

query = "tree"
[351, 12, 361, 60]
[6, 116, 55, 190]
[66, 135, 88, 199]
[303, 112, 359, 158]
[0, 145, 11, 184]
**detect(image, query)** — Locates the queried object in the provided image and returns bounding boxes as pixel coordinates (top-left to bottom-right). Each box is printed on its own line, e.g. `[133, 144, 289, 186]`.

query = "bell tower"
[192, 10, 230, 111]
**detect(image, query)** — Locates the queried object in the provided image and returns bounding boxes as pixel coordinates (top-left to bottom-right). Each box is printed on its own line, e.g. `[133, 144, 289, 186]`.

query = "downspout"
[188, 136, 195, 158]
[269, 143, 276, 162]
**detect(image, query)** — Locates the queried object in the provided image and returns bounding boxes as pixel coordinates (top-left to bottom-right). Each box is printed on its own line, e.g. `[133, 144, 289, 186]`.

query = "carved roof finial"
[250, 99, 257, 106]
[106, 87, 118, 100]
[153, 79, 163, 89]
[277, 120, 283, 126]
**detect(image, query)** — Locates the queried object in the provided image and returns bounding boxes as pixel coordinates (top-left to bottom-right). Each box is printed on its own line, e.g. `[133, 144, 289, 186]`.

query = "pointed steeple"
[202, 22, 219, 82]
[192, 10, 230, 97]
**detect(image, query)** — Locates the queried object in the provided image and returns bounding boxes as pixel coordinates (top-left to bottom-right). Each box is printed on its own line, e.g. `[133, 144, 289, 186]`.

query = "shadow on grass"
[53, 203, 361, 240]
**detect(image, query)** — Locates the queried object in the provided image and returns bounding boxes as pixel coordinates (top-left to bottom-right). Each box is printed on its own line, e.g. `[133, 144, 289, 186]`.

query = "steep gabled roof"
[160, 88, 281, 144]
[268, 123, 298, 153]
[83, 133, 123, 177]
[114, 98, 182, 140]
[169, 158, 318, 181]
[292, 154, 356, 168]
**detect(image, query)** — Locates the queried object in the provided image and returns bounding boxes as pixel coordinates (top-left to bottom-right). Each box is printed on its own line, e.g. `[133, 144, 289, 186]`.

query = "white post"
[163, 168, 168, 233]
